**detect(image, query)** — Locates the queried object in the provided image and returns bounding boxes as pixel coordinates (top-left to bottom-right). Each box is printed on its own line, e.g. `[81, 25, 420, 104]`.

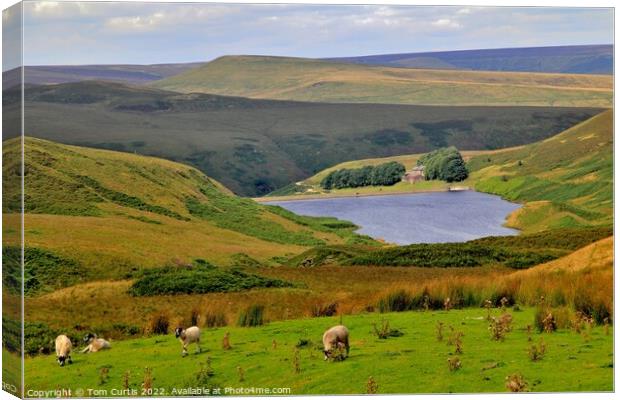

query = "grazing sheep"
[175, 326, 201, 356]
[322, 325, 350, 361]
[54, 335, 73, 367]
[81, 333, 111, 353]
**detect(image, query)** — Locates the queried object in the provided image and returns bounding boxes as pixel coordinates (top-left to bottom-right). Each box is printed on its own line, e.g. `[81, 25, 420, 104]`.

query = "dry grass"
[5, 213, 307, 273]
[154, 55, 612, 107]
[23, 237, 611, 335]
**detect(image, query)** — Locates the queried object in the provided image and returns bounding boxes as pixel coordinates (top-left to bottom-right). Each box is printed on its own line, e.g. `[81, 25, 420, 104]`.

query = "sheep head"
[175, 327, 184, 338]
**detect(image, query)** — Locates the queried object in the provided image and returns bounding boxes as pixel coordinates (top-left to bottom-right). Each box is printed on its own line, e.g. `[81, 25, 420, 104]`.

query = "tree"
[417, 147, 468, 182]
[320, 162, 406, 189]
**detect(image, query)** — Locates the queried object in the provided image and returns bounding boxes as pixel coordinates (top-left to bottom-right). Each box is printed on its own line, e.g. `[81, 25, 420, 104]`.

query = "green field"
[22, 308, 612, 395]
[2, 81, 602, 196]
[152, 56, 613, 107]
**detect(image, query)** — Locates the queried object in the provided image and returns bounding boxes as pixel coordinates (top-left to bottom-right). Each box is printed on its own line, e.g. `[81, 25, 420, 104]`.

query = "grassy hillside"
[274, 111, 612, 233]
[467, 110, 613, 231]
[16, 233, 614, 393]
[2, 137, 373, 284]
[264, 148, 513, 199]
[152, 56, 612, 107]
[326, 45, 613, 74]
[3, 81, 602, 196]
[22, 308, 612, 394]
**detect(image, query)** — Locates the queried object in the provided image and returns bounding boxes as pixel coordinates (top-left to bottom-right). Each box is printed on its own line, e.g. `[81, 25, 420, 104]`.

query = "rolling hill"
[151, 55, 612, 107]
[3, 81, 603, 196]
[467, 110, 613, 231]
[325, 44, 613, 74]
[2, 62, 205, 89]
[274, 111, 612, 233]
[2, 137, 373, 284]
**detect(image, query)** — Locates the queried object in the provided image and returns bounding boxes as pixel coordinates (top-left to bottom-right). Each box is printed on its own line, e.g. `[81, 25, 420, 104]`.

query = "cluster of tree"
[417, 146, 468, 182]
[320, 161, 406, 189]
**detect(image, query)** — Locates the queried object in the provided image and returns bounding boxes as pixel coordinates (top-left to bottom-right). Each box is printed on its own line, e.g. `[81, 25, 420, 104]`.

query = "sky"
[2, 2, 614, 70]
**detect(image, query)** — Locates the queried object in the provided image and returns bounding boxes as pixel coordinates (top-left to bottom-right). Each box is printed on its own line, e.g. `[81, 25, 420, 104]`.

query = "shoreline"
[253, 186, 471, 203]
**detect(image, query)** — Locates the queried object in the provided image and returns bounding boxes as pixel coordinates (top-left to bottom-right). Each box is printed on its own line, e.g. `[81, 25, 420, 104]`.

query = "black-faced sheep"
[175, 326, 201, 356]
[322, 325, 350, 360]
[55, 335, 73, 367]
[81, 333, 111, 353]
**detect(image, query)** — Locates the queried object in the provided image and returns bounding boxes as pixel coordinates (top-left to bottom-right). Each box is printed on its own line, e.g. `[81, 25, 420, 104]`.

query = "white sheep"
[322, 325, 350, 360]
[54, 335, 73, 367]
[81, 333, 111, 353]
[175, 326, 201, 356]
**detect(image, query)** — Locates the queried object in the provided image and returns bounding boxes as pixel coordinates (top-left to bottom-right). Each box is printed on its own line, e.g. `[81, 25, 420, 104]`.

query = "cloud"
[16, 4, 613, 67]
[105, 12, 166, 32]
[432, 18, 461, 29]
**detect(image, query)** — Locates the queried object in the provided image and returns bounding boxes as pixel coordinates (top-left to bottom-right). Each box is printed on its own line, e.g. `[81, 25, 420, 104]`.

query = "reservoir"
[266, 191, 521, 244]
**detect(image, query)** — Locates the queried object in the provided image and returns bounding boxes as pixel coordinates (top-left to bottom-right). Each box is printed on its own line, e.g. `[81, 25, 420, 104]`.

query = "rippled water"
[266, 191, 521, 244]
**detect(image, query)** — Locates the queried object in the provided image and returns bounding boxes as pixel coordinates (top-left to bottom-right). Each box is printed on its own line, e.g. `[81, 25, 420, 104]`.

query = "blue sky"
[2, 2, 614, 69]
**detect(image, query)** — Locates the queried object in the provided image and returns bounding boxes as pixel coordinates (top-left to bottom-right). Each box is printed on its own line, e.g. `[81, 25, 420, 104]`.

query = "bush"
[378, 290, 413, 313]
[205, 311, 227, 328]
[237, 305, 265, 327]
[372, 319, 404, 339]
[129, 261, 293, 296]
[349, 242, 557, 269]
[311, 302, 338, 317]
[534, 307, 556, 333]
[149, 313, 170, 335]
[574, 291, 611, 325]
[2, 317, 21, 353]
[3, 246, 86, 295]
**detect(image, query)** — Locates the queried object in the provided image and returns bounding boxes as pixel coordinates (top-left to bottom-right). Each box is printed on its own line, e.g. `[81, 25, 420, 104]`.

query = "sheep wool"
[55, 335, 73, 367]
[322, 325, 350, 361]
[175, 326, 202, 356]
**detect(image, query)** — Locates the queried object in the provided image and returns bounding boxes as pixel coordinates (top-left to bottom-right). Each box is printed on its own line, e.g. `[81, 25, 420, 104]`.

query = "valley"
[2, 42, 613, 395]
[3, 81, 603, 196]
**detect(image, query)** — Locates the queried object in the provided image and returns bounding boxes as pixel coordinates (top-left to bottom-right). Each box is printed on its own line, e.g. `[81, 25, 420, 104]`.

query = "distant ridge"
[324, 44, 613, 74]
[2, 62, 205, 88]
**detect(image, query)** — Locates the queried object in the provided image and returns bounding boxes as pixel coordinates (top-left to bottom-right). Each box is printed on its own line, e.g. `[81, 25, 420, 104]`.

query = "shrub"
[142, 368, 153, 393]
[436, 322, 444, 342]
[222, 332, 231, 350]
[149, 313, 170, 335]
[489, 314, 512, 341]
[189, 308, 201, 327]
[505, 373, 528, 392]
[311, 302, 338, 317]
[3, 246, 86, 295]
[293, 349, 301, 374]
[448, 357, 462, 372]
[237, 305, 265, 327]
[528, 338, 546, 362]
[574, 291, 611, 325]
[129, 261, 293, 296]
[205, 311, 227, 328]
[378, 290, 413, 313]
[366, 376, 379, 394]
[373, 319, 404, 339]
[534, 308, 557, 333]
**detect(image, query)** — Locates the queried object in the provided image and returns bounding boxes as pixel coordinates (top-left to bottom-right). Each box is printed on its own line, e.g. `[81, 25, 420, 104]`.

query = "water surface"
[266, 191, 521, 244]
